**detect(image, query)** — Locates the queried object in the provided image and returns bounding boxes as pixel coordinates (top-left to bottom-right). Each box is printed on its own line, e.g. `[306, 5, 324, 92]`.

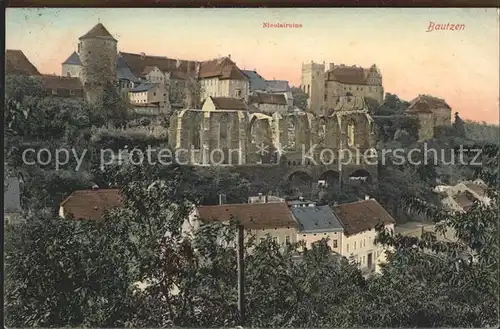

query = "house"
[182, 202, 299, 245]
[265, 79, 293, 107]
[242, 69, 293, 107]
[249, 92, 288, 114]
[406, 94, 452, 141]
[202, 96, 249, 111]
[128, 82, 168, 109]
[248, 193, 285, 204]
[435, 180, 490, 212]
[40, 75, 84, 98]
[59, 188, 123, 220]
[395, 221, 457, 243]
[5, 49, 41, 76]
[4, 177, 22, 224]
[333, 198, 396, 272]
[198, 56, 249, 101]
[291, 205, 344, 253]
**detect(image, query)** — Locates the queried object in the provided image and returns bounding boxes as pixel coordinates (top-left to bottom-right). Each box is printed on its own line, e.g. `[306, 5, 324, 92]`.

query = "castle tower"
[77, 23, 117, 104]
[300, 61, 325, 116]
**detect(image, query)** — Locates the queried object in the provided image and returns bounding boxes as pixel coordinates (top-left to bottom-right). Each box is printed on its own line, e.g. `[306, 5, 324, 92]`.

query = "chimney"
[219, 194, 227, 205]
[228, 54, 231, 60]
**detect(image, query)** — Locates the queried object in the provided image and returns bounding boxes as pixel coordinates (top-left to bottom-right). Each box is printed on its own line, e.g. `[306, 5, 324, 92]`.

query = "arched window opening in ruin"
[219, 114, 228, 140]
[287, 117, 297, 150]
[318, 118, 326, 145]
[192, 128, 201, 150]
[347, 120, 356, 147]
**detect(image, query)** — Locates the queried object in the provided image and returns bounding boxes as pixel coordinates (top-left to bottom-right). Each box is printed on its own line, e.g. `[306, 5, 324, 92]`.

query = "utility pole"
[237, 224, 245, 325]
[219, 194, 245, 325]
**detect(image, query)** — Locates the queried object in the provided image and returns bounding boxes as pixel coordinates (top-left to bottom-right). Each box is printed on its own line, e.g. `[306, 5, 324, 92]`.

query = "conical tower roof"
[79, 23, 116, 41]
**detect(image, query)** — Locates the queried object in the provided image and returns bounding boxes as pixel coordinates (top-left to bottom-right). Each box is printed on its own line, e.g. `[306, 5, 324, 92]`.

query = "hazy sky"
[6, 8, 499, 123]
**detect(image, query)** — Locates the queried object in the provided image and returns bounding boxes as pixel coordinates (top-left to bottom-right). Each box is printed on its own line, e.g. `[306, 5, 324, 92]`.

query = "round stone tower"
[77, 23, 117, 104]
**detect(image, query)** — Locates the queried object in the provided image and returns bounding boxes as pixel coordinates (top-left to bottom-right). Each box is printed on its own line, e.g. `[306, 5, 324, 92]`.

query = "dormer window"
[51, 89, 58, 95]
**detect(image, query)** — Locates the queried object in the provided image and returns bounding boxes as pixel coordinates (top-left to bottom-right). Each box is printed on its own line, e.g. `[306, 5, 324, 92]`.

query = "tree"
[291, 86, 308, 110]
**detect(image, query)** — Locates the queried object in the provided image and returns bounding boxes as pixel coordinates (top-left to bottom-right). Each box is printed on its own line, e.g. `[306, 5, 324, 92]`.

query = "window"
[347, 121, 355, 147]
[153, 92, 156, 96]
[273, 236, 278, 243]
[236, 89, 242, 97]
[69, 89, 75, 96]
[260, 238, 265, 243]
[285, 236, 290, 245]
[51, 89, 57, 95]
[324, 94, 327, 101]
[333, 240, 338, 248]
[354, 241, 356, 249]
[346, 244, 349, 252]
[362, 255, 366, 264]
[363, 239, 365, 247]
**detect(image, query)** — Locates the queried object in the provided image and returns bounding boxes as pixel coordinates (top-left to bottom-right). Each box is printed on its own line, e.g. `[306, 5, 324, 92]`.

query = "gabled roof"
[40, 75, 83, 90]
[62, 51, 81, 65]
[265, 80, 291, 92]
[452, 191, 477, 211]
[130, 83, 156, 92]
[5, 49, 41, 76]
[334, 199, 395, 236]
[60, 189, 123, 220]
[79, 23, 116, 41]
[199, 57, 247, 80]
[242, 70, 269, 91]
[249, 92, 287, 105]
[195, 202, 298, 230]
[291, 205, 344, 233]
[210, 96, 248, 110]
[406, 94, 451, 114]
[118, 52, 196, 80]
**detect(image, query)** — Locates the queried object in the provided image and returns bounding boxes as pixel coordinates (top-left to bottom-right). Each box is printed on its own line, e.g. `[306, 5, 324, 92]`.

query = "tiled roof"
[195, 202, 298, 230]
[249, 92, 287, 105]
[199, 57, 247, 80]
[334, 199, 395, 236]
[452, 191, 477, 211]
[242, 70, 269, 91]
[40, 75, 83, 90]
[60, 189, 123, 220]
[4, 177, 22, 213]
[62, 51, 82, 65]
[79, 23, 116, 41]
[210, 96, 248, 110]
[326, 66, 368, 85]
[5, 49, 41, 76]
[406, 95, 451, 113]
[291, 205, 344, 233]
[118, 52, 196, 81]
[266, 80, 290, 92]
[130, 83, 155, 92]
[464, 183, 487, 198]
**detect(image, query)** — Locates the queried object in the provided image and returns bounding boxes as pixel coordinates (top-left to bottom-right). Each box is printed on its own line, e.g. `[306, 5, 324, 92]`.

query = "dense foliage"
[4, 76, 499, 327]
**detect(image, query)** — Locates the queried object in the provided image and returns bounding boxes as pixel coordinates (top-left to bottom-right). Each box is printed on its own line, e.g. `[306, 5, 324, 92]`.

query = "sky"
[6, 8, 500, 124]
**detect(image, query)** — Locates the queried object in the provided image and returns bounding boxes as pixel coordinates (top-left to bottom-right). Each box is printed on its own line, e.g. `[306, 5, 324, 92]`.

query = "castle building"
[76, 23, 118, 104]
[301, 61, 384, 116]
[405, 94, 452, 141]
